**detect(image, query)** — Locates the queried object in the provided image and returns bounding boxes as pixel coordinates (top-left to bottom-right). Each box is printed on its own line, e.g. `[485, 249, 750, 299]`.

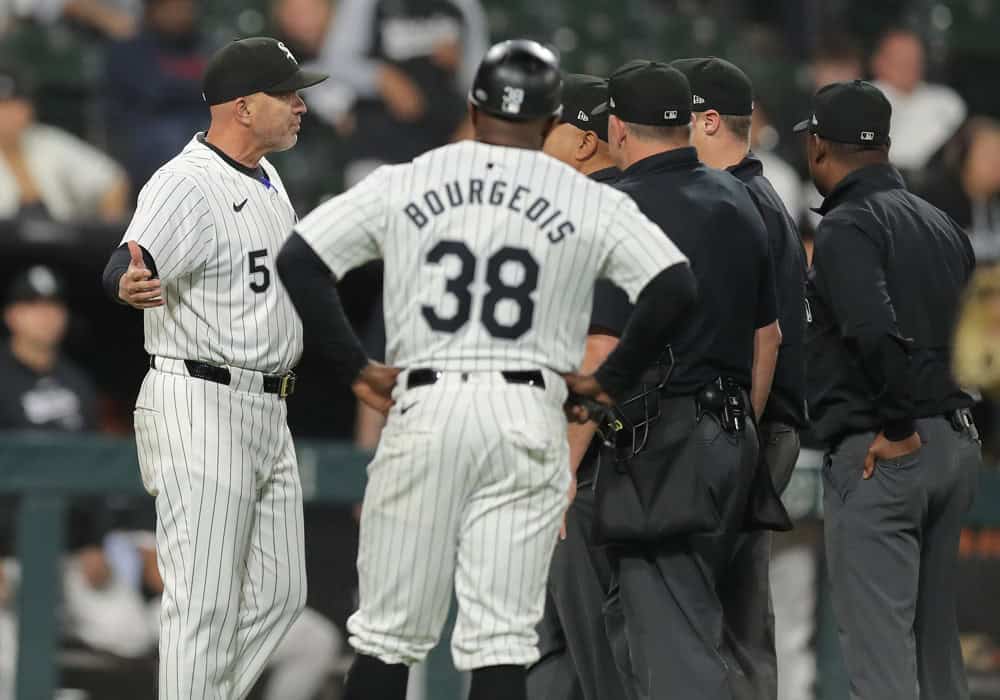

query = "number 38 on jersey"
[421, 240, 539, 340]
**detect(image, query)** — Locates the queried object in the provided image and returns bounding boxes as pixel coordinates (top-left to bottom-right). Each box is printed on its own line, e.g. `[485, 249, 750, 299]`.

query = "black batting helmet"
[469, 39, 562, 121]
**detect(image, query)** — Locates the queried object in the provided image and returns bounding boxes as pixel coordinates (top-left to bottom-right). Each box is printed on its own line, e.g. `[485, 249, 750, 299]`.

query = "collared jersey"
[120, 134, 304, 374]
[614, 147, 777, 395]
[729, 153, 809, 428]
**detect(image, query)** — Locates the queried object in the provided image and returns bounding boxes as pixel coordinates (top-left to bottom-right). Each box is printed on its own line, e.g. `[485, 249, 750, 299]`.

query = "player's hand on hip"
[863, 430, 922, 479]
[562, 373, 612, 423]
[119, 240, 164, 310]
[352, 361, 400, 416]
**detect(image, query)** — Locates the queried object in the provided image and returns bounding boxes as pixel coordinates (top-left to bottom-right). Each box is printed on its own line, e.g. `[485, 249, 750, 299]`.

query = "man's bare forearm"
[751, 320, 781, 420]
[568, 333, 619, 474]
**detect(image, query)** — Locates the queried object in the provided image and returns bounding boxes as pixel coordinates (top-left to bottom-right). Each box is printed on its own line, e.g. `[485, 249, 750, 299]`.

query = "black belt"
[150, 356, 296, 398]
[407, 368, 545, 390]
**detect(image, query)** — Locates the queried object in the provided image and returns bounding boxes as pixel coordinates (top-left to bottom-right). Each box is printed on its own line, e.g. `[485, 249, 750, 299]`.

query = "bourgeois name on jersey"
[403, 177, 579, 244]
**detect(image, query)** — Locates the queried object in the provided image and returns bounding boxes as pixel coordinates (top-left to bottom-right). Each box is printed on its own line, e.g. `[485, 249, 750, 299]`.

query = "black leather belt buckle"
[263, 371, 297, 398]
[501, 370, 545, 388]
[184, 359, 231, 385]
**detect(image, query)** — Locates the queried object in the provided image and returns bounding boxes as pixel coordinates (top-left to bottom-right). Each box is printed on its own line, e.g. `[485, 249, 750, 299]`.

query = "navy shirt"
[729, 154, 809, 428]
[806, 164, 975, 445]
[613, 147, 776, 396]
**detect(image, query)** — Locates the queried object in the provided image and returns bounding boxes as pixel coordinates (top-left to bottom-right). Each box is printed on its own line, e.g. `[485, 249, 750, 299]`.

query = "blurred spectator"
[314, 0, 488, 183]
[0, 66, 129, 223]
[919, 117, 1000, 240]
[104, 0, 209, 191]
[0, 0, 136, 39]
[0, 266, 97, 431]
[872, 28, 967, 173]
[807, 35, 863, 92]
[273, 0, 356, 134]
[751, 103, 803, 221]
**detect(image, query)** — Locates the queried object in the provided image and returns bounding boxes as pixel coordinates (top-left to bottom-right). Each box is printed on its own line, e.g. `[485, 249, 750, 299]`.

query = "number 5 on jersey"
[421, 239, 539, 340]
[248, 249, 271, 293]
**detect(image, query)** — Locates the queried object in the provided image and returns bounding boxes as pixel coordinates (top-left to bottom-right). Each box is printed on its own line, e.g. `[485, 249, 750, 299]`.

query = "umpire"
[569, 60, 782, 700]
[798, 80, 979, 700]
[527, 74, 628, 700]
[673, 56, 806, 700]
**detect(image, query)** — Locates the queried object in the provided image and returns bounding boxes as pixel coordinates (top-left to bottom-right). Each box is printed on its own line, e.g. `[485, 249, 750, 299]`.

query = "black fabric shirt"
[613, 147, 776, 395]
[806, 164, 975, 446]
[0, 344, 99, 432]
[729, 154, 809, 428]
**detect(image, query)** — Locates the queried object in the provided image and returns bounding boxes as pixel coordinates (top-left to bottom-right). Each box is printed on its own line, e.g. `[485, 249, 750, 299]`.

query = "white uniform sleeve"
[120, 170, 214, 282]
[600, 195, 688, 301]
[294, 166, 389, 278]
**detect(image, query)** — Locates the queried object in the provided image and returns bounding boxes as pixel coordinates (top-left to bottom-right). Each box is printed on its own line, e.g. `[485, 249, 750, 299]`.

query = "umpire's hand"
[563, 373, 613, 424]
[353, 361, 401, 416]
[118, 240, 164, 309]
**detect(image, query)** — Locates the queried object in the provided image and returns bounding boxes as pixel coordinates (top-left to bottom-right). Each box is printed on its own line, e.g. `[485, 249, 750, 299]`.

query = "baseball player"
[101, 37, 327, 700]
[276, 39, 696, 700]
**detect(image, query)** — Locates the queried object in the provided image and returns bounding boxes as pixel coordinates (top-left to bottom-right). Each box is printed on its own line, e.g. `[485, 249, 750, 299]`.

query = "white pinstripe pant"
[348, 369, 570, 671]
[133, 361, 307, 700]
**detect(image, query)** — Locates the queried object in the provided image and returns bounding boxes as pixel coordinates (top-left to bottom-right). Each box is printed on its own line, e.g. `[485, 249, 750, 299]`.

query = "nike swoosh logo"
[233, 198, 248, 212]
[400, 401, 419, 415]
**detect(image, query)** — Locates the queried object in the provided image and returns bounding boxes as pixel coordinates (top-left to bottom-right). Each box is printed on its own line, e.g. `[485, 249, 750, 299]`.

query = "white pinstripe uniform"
[125, 134, 307, 700]
[295, 140, 686, 670]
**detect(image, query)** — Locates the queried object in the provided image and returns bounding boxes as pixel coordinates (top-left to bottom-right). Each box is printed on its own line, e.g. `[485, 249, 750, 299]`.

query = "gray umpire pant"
[604, 408, 759, 700]
[823, 416, 980, 700]
[720, 421, 801, 700]
[527, 475, 628, 700]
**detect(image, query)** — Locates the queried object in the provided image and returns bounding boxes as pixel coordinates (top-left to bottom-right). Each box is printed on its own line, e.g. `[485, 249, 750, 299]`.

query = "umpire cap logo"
[861, 130, 875, 141]
[577, 110, 590, 122]
[664, 109, 678, 120]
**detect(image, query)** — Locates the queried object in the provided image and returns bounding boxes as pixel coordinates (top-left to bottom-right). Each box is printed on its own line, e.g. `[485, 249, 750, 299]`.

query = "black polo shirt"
[806, 164, 975, 446]
[613, 147, 776, 395]
[729, 154, 809, 428]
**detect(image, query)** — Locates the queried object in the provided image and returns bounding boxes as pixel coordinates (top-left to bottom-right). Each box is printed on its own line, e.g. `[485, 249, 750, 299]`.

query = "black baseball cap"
[6, 266, 66, 306]
[202, 37, 327, 106]
[793, 80, 891, 147]
[608, 60, 691, 127]
[670, 57, 753, 116]
[558, 74, 611, 141]
[0, 66, 33, 102]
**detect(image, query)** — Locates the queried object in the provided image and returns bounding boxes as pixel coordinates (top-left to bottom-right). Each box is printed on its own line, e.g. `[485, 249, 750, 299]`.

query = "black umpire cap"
[793, 80, 892, 147]
[202, 37, 328, 106]
[558, 74, 611, 141]
[671, 57, 753, 116]
[6, 266, 66, 306]
[608, 60, 691, 127]
[469, 39, 562, 121]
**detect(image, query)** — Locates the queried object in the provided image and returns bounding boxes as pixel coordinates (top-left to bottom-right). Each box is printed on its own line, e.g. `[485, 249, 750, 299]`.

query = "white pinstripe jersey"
[121, 135, 303, 374]
[295, 140, 687, 373]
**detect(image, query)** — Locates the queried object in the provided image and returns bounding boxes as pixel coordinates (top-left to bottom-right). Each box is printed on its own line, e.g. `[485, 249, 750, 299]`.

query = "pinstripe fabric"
[295, 140, 685, 374]
[134, 367, 306, 700]
[348, 370, 569, 669]
[126, 133, 307, 700]
[295, 140, 687, 672]
[121, 135, 303, 375]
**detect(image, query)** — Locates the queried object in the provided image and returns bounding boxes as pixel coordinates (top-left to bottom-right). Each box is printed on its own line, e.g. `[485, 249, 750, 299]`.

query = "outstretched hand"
[352, 362, 401, 415]
[118, 240, 164, 310]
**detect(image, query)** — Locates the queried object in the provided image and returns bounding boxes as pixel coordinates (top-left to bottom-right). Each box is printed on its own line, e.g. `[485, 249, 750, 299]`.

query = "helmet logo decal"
[502, 86, 525, 115]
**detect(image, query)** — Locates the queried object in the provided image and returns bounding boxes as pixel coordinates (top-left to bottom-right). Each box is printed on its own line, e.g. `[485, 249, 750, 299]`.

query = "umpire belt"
[407, 368, 545, 390]
[149, 356, 297, 398]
